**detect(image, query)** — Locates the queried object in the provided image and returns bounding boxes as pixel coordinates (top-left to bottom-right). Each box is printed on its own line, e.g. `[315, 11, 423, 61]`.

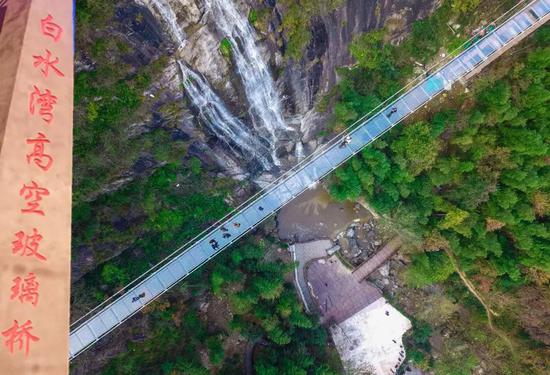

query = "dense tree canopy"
[331, 26, 550, 285]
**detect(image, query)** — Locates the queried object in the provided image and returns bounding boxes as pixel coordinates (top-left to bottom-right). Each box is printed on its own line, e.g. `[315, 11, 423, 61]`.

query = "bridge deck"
[69, 0, 549, 360]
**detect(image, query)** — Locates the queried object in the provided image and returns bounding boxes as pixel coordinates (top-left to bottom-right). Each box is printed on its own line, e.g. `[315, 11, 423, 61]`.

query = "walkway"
[68, 0, 550, 360]
[306, 256, 382, 325]
[290, 240, 334, 312]
[352, 237, 403, 282]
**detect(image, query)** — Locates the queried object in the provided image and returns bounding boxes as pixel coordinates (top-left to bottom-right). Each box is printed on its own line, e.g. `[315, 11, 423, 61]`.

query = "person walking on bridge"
[339, 135, 352, 148]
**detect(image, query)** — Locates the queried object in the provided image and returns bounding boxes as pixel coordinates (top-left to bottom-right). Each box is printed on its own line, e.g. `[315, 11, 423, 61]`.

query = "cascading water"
[205, 0, 293, 164]
[177, 61, 272, 169]
[142, 0, 274, 169]
[148, 0, 186, 49]
[294, 141, 305, 161]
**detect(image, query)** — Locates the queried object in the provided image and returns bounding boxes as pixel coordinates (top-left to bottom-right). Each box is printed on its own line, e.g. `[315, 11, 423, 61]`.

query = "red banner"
[0, 1, 73, 374]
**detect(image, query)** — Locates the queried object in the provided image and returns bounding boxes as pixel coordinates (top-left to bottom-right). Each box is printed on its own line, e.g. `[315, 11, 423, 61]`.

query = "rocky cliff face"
[272, 0, 439, 144]
[128, 0, 439, 178]
[70, 0, 440, 283]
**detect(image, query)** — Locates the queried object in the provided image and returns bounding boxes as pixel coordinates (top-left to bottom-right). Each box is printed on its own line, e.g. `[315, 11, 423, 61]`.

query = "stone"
[326, 245, 341, 256]
[379, 263, 390, 278]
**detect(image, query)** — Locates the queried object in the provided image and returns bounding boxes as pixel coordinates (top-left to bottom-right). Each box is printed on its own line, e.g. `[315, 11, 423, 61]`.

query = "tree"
[485, 218, 505, 232]
[211, 264, 243, 295]
[101, 263, 130, 287]
[267, 326, 292, 345]
[207, 336, 225, 366]
[313, 365, 339, 375]
[230, 290, 258, 314]
[517, 285, 550, 345]
[288, 310, 313, 329]
[391, 122, 441, 177]
[329, 167, 362, 201]
[253, 274, 284, 300]
[532, 192, 550, 217]
[404, 252, 455, 287]
[438, 207, 470, 232]
[451, 0, 481, 14]
[350, 30, 393, 71]
[149, 209, 185, 233]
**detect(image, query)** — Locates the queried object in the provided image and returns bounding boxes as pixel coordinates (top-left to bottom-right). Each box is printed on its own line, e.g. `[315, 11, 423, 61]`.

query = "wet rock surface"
[337, 218, 384, 266]
[130, 0, 441, 175]
[273, 0, 439, 144]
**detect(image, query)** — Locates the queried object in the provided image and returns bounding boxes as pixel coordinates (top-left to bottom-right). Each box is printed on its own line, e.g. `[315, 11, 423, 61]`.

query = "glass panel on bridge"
[98, 309, 118, 332]
[205, 239, 224, 258]
[284, 173, 307, 197]
[458, 46, 484, 70]
[87, 316, 108, 338]
[365, 114, 390, 138]
[495, 21, 521, 43]
[251, 194, 280, 214]
[111, 299, 131, 322]
[179, 247, 205, 270]
[423, 74, 445, 97]
[532, 0, 550, 17]
[477, 35, 501, 56]
[402, 85, 430, 112]
[133, 284, 154, 306]
[226, 212, 254, 236]
[157, 262, 178, 287]
[293, 168, 316, 188]
[346, 126, 373, 152]
[167, 258, 188, 281]
[121, 291, 144, 314]
[386, 98, 410, 124]
[201, 228, 229, 258]
[285, 171, 311, 196]
[271, 184, 294, 205]
[242, 199, 273, 226]
[323, 142, 354, 168]
[302, 154, 334, 181]
[513, 12, 534, 29]
[143, 275, 165, 298]
[75, 324, 95, 348]
[448, 57, 471, 79]
[69, 334, 84, 357]
[439, 64, 459, 84]
[413, 84, 431, 104]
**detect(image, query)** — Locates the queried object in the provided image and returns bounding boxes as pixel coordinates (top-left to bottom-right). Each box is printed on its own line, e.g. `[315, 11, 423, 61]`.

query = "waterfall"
[148, 0, 186, 49]
[206, 0, 293, 164]
[177, 61, 272, 169]
[295, 141, 305, 161]
[142, 0, 275, 169]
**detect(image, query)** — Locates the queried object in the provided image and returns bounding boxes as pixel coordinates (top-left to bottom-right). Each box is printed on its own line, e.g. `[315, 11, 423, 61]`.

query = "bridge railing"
[69, 0, 548, 359]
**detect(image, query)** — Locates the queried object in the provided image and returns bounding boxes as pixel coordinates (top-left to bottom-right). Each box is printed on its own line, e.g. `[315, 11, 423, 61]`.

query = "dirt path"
[244, 338, 268, 375]
[443, 248, 516, 356]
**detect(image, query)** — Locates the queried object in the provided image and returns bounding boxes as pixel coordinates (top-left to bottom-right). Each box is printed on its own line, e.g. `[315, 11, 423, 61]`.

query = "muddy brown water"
[277, 185, 371, 242]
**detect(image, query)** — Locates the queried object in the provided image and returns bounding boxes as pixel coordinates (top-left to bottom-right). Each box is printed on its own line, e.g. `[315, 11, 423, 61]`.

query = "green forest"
[70, 0, 549, 374]
[329, 11, 550, 375]
[102, 240, 340, 375]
